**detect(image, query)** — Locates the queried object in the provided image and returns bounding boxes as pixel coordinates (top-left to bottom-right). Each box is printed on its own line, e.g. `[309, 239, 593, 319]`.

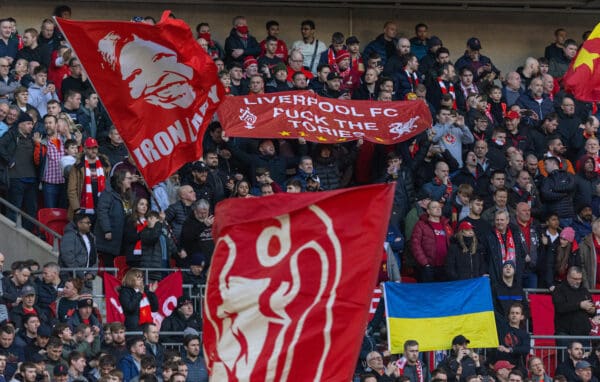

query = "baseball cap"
[576, 361, 592, 370]
[505, 110, 520, 120]
[84, 137, 99, 148]
[457, 221, 474, 232]
[54, 364, 68, 376]
[327, 72, 341, 81]
[467, 37, 482, 50]
[77, 298, 94, 309]
[494, 360, 515, 371]
[192, 161, 209, 172]
[20, 285, 36, 298]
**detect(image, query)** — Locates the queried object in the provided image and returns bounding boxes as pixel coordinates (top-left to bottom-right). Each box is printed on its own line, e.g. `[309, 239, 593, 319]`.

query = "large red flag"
[55, 12, 225, 187]
[203, 184, 395, 381]
[563, 23, 600, 102]
[217, 91, 432, 144]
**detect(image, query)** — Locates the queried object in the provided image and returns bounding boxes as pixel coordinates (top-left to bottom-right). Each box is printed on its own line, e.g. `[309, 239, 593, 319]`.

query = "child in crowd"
[60, 138, 79, 178]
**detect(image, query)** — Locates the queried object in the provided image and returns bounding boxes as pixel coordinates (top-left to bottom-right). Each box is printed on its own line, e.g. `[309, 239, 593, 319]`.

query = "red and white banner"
[203, 184, 395, 381]
[55, 12, 225, 187]
[217, 91, 432, 144]
[103, 271, 183, 326]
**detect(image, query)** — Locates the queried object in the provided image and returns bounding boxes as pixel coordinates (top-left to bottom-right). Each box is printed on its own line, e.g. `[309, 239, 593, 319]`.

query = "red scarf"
[138, 292, 153, 325]
[438, 77, 456, 109]
[406, 70, 419, 91]
[434, 176, 453, 200]
[397, 357, 424, 382]
[327, 48, 338, 72]
[133, 218, 147, 256]
[496, 228, 516, 263]
[82, 157, 106, 214]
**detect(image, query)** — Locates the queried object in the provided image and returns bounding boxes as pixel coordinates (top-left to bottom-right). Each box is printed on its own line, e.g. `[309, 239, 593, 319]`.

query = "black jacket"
[224, 28, 260, 66]
[94, 189, 127, 256]
[483, 225, 527, 285]
[445, 236, 487, 281]
[160, 309, 202, 343]
[552, 281, 593, 335]
[540, 169, 576, 219]
[118, 286, 158, 331]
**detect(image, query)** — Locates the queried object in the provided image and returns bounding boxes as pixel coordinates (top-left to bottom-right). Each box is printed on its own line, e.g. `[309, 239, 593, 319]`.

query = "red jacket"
[410, 213, 453, 267]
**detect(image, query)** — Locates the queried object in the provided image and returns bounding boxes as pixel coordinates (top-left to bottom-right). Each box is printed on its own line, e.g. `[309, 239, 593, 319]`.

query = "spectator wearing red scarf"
[118, 269, 158, 331]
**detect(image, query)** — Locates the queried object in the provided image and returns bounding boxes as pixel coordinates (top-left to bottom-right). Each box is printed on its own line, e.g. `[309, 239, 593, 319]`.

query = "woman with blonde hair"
[118, 268, 158, 331]
[445, 221, 487, 280]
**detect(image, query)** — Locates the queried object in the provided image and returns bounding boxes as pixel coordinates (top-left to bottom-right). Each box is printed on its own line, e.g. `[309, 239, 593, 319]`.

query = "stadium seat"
[37, 208, 69, 246]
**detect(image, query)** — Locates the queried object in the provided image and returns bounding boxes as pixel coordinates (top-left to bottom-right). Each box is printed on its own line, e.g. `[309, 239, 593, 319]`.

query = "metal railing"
[0, 196, 62, 252]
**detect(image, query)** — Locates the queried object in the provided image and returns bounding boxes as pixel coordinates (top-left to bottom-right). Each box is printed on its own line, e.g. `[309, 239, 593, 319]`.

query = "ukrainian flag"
[383, 277, 498, 353]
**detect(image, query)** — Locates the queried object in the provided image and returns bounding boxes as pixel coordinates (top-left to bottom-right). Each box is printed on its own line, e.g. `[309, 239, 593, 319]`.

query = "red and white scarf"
[438, 77, 457, 109]
[396, 357, 424, 382]
[82, 157, 106, 214]
[133, 218, 147, 256]
[496, 228, 516, 263]
[406, 70, 419, 90]
[139, 292, 153, 325]
[327, 48, 339, 72]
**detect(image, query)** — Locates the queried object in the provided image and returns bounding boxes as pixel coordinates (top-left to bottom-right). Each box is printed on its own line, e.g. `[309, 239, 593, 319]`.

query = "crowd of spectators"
[0, 3, 598, 382]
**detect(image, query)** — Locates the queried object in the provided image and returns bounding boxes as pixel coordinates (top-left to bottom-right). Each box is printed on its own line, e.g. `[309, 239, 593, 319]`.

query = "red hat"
[494, 360, 515, 372]
[457, 221, 474, 232]
[336, 50, 350, 63]
[243, 56, 258, 69]
[84, 138, 98, 148]
[505, 110, 520, 120]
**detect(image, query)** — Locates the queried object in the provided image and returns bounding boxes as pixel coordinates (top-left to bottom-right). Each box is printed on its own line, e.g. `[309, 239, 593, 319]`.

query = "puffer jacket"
[410, 214, 453, 267]
[445, 236, 487, 280]
[540, 169, 576, 218]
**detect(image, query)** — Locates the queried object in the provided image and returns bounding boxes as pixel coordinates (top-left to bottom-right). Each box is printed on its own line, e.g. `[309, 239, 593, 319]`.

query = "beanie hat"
[560, 227, 575, 242]
[336, 50, 350, 63]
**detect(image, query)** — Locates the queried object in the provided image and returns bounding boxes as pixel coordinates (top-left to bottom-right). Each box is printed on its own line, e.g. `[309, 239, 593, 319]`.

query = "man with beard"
[540, 156, 576, 227]
[319, 72, 348, 99]
[180, 199, 214, 269]
[538, 137, 575, 176]
[426, 63, 457, 112]
[572, 205, 594, 243]
[527, 113, 559, 159]
[101, 322, 127, 362]
[555, 340, 586, 381]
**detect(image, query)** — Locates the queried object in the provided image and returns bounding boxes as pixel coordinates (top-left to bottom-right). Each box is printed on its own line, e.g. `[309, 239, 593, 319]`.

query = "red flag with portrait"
[55, 11, 225, 187]
[563, 23, 600, 102]
[203, 184, 395, 381]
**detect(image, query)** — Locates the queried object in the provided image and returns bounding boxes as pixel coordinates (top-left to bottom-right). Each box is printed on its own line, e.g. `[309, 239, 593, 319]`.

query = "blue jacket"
[515, 91, 555, 121]
[118, 353, 139, 382]
[362, 34, 397, 67]
[454, 52, 500, 82]
[94, 189, 127, 256]
[571, 216, 592, 244]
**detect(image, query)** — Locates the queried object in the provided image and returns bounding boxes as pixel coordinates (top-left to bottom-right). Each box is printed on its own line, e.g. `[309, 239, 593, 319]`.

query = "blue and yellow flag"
[383, 277, 498, 353]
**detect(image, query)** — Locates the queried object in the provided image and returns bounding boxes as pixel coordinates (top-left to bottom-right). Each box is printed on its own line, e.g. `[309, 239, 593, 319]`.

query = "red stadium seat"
[37, 208, 69, 246]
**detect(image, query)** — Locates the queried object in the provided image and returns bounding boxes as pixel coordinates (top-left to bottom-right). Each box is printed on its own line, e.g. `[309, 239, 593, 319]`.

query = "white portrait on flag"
[205, 209, 342, 381]
[98, 32, 196, 109]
